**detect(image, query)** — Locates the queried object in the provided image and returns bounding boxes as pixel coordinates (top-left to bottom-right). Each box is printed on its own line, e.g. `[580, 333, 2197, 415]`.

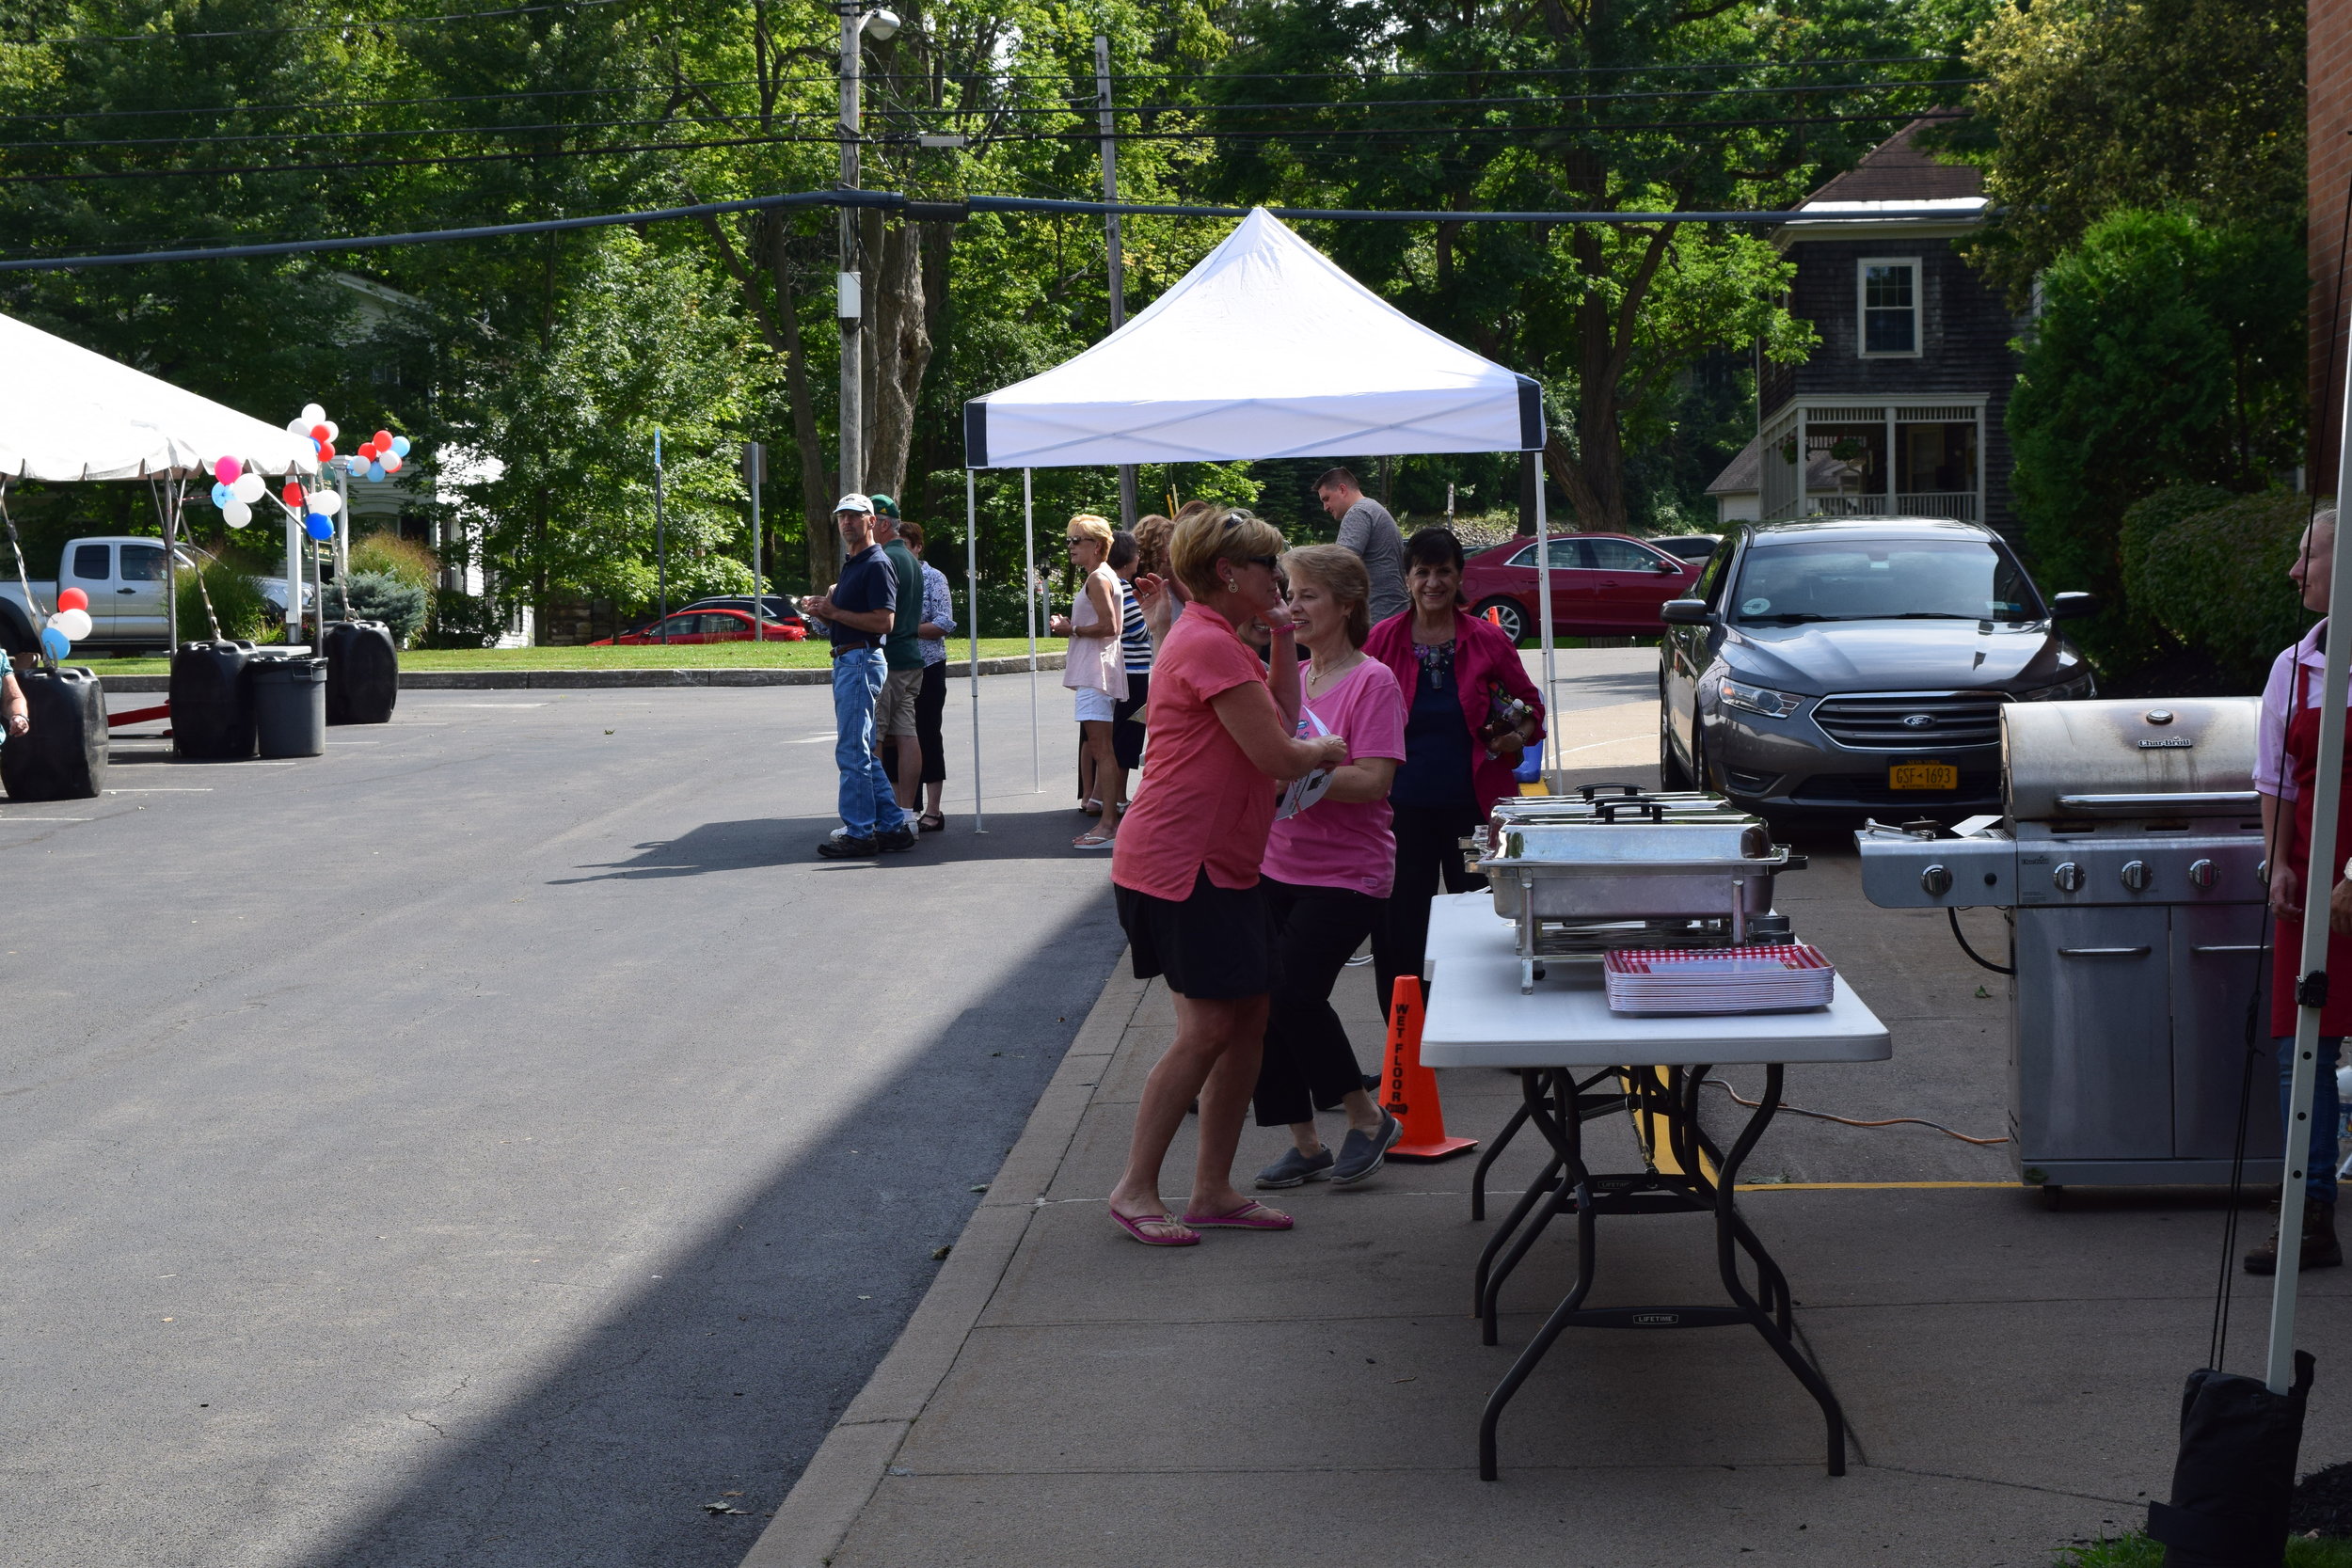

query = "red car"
[590, 608, 806, 645]
[1459, 532, 1702, 642]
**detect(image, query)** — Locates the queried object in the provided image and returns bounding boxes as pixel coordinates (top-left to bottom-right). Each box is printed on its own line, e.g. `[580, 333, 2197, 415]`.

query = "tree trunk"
[866, 218, 936, 505]
[768, 219, 836, 590]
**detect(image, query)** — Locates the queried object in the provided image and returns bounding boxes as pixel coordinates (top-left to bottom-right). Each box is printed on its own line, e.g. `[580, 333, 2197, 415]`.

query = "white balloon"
[380, 452, 403, 474]
[50, 608, 92, 641]
[230, 471, 265, 503]
[307, 490, 342, 515]
[322, 420, 339, 442]
[223, 499, 253, 529]
[299, 403, 326, 426]
[287, 417, 310, 436]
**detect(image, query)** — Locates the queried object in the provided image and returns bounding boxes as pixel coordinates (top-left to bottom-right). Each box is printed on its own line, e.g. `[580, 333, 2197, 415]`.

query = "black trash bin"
[171, 639, 258, 760]
[323, 620, 398, 725]
[2, 665, 108, 800]
[250, 656, 327, 758]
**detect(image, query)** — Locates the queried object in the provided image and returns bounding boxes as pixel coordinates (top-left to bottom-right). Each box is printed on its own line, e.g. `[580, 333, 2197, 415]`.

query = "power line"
[0, 107, 824, 152]
[29, 0, 632, 45]
[0, 77, 746, 124]
[0, 129, 834, 183]
[0, 188, 1991, 272]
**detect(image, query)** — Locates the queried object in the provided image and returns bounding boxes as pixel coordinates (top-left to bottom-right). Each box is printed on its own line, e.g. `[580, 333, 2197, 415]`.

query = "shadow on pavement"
[552, 801, 1144, 883]
[303, 895, 1126, 1568]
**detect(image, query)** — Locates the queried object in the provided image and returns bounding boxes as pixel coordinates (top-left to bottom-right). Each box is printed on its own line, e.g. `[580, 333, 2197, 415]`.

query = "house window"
[1858, 259, 1921, 356]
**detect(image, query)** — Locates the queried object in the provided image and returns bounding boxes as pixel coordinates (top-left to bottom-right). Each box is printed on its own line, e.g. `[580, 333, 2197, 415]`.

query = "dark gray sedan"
[1658, 517, 2096, 815]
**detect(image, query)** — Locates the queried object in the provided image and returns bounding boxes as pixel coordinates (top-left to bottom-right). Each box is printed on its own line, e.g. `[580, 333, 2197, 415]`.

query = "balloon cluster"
[209, 451, 342, 535]
[40, 586, 90, 660]
[351, 427, 409, 483]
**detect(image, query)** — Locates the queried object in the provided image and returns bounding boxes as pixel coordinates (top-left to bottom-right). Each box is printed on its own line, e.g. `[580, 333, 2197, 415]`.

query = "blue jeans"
[2276, 1034, 2344, 1204]
[832, 649, 907, 838]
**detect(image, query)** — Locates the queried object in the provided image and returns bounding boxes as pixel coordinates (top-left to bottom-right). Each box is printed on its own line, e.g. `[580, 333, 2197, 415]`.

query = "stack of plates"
[1601, 942, 1835, 1015]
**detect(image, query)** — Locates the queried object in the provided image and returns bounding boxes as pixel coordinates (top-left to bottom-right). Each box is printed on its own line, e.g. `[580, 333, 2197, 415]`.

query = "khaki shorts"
[879, 666, 923, 737]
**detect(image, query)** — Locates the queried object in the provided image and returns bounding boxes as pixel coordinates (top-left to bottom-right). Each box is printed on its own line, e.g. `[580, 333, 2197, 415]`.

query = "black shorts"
[1111, 672, 1149, 769]
[1116, 866, 1274, 999]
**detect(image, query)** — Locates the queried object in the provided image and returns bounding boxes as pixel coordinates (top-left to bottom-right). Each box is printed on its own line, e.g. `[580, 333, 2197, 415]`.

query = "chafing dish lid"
[1488, 816, 1775, 865]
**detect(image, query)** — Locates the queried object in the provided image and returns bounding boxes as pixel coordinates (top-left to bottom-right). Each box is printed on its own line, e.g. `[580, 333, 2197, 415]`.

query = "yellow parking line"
[1734, 1180, 2017, 1192]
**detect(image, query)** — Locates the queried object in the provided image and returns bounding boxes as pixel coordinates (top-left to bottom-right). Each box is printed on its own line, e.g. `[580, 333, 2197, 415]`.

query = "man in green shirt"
[870, 495, 926, 814]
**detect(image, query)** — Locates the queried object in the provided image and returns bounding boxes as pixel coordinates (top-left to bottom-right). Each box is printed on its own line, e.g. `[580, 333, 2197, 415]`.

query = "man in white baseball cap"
[799, 494, 916, 857]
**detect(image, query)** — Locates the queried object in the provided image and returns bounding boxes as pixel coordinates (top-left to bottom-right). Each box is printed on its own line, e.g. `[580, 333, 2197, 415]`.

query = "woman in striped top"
[1105, 531, 1154, 823]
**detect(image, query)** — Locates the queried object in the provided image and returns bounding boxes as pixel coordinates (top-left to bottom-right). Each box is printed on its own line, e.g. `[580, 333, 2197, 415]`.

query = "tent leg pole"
[2268, 337, 2352, 1391]
[966, 469, 985, 833]
[1534, 471, 1558, 784]
[1025, 467, 1040, 795]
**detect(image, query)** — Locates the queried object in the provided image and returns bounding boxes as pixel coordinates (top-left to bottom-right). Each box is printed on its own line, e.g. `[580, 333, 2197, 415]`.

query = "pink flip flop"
[1180, 1200, 1294, 1231]
[1110, 1209, 1200, 1247]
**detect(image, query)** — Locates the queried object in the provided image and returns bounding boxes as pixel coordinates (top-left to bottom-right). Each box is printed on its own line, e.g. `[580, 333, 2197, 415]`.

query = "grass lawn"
[73, 638, 1051, 676]
[2058, 1534, 2352, 1566]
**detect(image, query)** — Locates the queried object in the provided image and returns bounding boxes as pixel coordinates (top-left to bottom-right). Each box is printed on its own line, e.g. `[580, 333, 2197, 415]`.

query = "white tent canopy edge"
[956, 208, 1552, 832]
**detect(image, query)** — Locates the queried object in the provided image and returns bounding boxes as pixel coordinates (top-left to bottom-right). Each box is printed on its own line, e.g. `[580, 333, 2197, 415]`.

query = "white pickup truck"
[0, 535, 300, 655]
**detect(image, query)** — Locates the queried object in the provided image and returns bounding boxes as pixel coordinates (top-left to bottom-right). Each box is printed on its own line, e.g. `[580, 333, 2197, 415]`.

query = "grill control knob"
[2053, 862, 2085, 893]
[1920, 863, 1953, 897]
[2189, 858, 2217, 890]
[2121, 859, 2151, 892]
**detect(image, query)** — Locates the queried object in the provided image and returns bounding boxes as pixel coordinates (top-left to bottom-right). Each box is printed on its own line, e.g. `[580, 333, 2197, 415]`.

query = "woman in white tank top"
[1052, 513, 1129, 848]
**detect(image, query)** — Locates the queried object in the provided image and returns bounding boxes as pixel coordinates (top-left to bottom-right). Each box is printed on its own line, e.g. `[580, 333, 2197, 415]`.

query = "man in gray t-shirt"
[1316, 466, 1409, 624]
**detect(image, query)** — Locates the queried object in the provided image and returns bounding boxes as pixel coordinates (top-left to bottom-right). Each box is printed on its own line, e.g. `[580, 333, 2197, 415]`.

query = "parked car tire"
[1472, 597, 1527, 645]
[1659, 701, 1692, 790]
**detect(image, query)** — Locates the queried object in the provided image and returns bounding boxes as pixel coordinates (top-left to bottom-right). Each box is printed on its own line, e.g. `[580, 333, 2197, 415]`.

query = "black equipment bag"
[2150, 1352, 2315, 1567]
[1, 665, 107, 800]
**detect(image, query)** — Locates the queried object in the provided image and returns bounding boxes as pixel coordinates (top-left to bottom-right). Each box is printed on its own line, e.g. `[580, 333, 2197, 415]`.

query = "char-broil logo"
[1901, 714, 1934, 729]
[2137, 737, 2194, 750]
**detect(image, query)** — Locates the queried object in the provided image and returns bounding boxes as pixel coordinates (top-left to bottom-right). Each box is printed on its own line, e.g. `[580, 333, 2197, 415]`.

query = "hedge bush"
[2120, 484, 2317, 687]
[174, 560, 276, 643]
[333, 570, 429, 646]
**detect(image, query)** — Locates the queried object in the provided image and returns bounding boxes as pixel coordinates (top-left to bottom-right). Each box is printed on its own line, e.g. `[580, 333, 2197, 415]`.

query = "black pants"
[1253, 877, 1385, 1128]
[1372, 801, 1483, 1022]
[914, 659, 948, 784]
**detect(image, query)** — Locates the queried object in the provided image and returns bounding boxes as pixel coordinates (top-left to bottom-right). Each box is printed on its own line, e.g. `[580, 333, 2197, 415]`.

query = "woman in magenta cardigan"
[1363, 526, 1545, 1013]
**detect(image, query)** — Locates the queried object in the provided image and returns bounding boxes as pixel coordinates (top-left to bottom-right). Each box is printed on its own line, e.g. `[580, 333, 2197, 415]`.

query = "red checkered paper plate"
[1601, 942, 1836, 1016]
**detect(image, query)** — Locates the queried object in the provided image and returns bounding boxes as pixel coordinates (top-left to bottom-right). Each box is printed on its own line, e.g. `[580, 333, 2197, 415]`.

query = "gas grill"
[1855, 698, 2282, 1195]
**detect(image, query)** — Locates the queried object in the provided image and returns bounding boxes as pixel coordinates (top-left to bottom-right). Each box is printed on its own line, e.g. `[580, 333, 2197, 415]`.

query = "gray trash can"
[250, 656, 327, 758]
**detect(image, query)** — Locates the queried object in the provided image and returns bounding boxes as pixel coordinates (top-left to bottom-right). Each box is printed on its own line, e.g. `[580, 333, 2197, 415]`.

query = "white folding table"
[1417, 894, 1890, 1481]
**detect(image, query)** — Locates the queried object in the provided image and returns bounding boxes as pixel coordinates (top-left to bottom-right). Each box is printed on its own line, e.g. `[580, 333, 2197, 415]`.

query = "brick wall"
[2314, 0, 2352, 486]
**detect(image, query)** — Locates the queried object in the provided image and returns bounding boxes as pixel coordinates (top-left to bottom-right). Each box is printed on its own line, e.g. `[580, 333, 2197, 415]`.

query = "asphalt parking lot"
[0, 674, 1128, 1568]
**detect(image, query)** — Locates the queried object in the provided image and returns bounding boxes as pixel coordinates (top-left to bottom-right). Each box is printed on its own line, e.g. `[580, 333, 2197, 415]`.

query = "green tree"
[2007, 208, 2305, 671]
[1947, 0, 2305, 302]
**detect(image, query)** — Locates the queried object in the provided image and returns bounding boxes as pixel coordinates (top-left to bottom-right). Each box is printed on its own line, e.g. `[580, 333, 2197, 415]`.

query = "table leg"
[1470, 1097, 1533, 1222]
[1478, 1093, 1597, 1482]
[1711, 1063, 1847, 1476]
[1478, 1070, 1579, 1343]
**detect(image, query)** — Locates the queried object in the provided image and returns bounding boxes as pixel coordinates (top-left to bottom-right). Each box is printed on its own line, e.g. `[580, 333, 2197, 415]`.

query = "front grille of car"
[1812, 691, 2005, 751]
[1792, 770, 2000, 804]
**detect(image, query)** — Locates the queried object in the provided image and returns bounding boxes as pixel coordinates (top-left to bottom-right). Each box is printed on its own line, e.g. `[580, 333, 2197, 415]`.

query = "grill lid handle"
[1593, 799, 1666, 822]
[2050, 790, 2260, 815]
[1577, 782, 1645, 800]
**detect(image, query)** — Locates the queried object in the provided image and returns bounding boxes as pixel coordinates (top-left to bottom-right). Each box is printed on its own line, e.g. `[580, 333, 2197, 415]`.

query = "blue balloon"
[212, 482, 234, 508]
[40, 626, 70, 660]
[389, 435, 411, 459]
[366, 461, 386, 483]
[305, 512, 334, 541]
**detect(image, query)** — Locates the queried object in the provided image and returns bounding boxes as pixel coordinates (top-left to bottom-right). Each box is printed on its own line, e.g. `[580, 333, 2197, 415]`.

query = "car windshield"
[1730, 538, 2042, 625]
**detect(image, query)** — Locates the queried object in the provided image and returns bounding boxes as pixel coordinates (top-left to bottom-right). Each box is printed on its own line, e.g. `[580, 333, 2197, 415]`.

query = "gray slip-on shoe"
[1255, 1147, 1335, 1189]
[1331, 1112, 1403, 1186]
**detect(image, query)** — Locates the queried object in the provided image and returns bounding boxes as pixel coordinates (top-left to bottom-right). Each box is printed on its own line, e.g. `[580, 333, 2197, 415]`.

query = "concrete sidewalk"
[746, 753, 2352, 1568]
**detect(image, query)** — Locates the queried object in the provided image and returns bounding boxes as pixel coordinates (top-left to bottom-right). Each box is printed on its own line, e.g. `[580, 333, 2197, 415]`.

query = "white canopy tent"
[0, 309, 320, 652]
[957, 208, 1551, 829]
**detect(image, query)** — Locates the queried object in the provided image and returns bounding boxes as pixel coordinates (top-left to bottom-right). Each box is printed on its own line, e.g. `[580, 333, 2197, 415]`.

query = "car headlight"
[1721, 679, 1804, 720]
[2020, 673, 2096, 702]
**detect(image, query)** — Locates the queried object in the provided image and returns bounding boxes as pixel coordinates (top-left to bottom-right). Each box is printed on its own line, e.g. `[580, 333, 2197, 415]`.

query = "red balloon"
[319, 443, 336, 462]
[373, 429, 393, 451]
[309, 423, 330, 443]
[358, 441, 377, 461]
[282, 481, 303, 507]
[56, 588, 87, 612]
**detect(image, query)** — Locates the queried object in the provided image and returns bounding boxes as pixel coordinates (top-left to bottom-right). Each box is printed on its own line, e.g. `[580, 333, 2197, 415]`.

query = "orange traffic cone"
[1381, 975, 1477, 1162]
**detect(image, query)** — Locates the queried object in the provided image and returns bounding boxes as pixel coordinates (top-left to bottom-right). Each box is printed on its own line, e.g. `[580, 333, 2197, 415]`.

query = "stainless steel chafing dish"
[1479, 790, 1800, 991]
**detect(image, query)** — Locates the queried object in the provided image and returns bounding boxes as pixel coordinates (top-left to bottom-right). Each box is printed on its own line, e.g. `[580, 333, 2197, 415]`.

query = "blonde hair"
[1170, 506, 1286, 601]
[1066, 513, 1115, 546]
[1133, 513, 1173, 576]
[1280, 543, 1372, 648]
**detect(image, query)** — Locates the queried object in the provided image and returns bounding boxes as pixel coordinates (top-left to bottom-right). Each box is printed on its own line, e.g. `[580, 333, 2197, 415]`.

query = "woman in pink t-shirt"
[1249, 546, 1408, 1191]
[1106, 509, 1347, 1246]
